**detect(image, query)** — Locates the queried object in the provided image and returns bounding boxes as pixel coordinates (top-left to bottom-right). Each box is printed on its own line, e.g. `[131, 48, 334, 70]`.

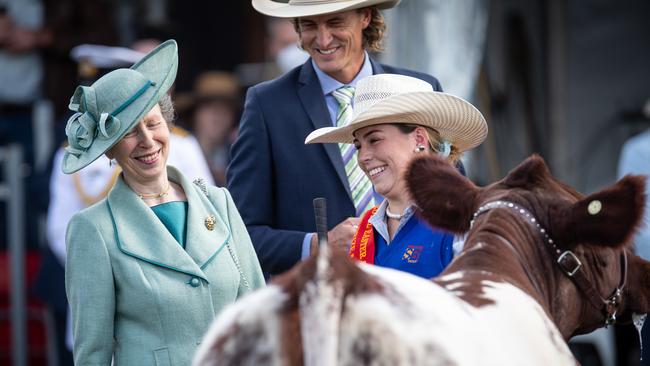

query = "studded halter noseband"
[471, 200, 627, 325]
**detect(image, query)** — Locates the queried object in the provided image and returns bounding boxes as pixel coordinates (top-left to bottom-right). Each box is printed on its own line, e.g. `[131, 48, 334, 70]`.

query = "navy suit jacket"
[227, 59, 442, 275]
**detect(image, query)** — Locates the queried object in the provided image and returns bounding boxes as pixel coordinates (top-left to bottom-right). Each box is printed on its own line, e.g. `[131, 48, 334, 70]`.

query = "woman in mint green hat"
[63, 40, 265, 365]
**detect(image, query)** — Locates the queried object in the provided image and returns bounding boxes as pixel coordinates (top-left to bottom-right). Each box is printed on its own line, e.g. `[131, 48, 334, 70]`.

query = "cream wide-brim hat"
[252, 0, 400, 18]
[304, 74, 488, 153]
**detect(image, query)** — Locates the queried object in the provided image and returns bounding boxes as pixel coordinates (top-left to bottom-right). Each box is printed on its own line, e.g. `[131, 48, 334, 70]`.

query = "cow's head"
[406, 154, 650, 336]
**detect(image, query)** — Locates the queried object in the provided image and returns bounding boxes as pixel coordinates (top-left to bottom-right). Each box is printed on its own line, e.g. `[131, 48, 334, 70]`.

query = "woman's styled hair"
[292, 6, 387, 53]
[158, 93, 176, 125]
[396, 124, 462, 163]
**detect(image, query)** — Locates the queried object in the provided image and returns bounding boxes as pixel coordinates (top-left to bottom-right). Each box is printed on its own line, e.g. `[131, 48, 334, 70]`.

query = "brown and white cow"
[193, 155, 650, 366]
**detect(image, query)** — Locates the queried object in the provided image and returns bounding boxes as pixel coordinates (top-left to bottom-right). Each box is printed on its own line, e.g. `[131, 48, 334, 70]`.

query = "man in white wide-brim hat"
[227, 0, 445, 276]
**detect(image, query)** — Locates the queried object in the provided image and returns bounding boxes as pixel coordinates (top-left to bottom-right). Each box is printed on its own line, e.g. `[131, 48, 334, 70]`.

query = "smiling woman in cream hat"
[306, 73, 487, 278]
[63, 40, 264, 366]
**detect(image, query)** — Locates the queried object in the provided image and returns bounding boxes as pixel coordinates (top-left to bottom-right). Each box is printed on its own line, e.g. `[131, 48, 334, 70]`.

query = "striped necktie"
[332, 86, 374, 216]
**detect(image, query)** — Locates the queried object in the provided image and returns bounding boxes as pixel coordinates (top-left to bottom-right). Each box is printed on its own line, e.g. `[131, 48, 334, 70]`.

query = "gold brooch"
[205, 215, 216, 231]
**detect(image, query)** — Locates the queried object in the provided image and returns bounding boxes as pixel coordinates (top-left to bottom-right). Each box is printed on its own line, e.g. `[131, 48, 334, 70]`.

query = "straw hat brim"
[305, 91, 488, 153]
[252, 0, 400, 18]
[62, 40, 178, 174]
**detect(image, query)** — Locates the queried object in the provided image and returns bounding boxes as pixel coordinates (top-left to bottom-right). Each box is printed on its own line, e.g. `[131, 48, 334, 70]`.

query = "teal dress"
[151, 201, 189, 248]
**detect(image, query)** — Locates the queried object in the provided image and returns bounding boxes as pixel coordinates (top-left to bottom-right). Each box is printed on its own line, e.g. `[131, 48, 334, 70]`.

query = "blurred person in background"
[0, 0, 51, 255]
[0, 0, 50, 159]
[6, 1, 120, 364]
[63, 40, 264, 365]
[42, 0, 119, 137]
[266, 17, 309, 76]
[227, 0, 444, 276]
[131, 37, 163, 54]
[0, 2, 53, 363]
[176, 71, 241, 186]
[235, 17, 308, 87]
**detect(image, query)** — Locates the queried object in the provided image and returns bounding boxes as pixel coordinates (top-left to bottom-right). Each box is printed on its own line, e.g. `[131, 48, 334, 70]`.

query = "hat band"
[289, 0, 349, 5]
[112, 80, 156, 116]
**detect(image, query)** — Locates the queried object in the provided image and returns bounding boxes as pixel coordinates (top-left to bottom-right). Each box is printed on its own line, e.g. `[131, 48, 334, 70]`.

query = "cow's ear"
[549, 175, 646, 248]
[406, 155, 480, 234]
[503, 154, 551, 188]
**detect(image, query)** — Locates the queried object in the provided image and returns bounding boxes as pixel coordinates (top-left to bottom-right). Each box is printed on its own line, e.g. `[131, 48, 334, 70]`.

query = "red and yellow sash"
[349, 206, 379, 264]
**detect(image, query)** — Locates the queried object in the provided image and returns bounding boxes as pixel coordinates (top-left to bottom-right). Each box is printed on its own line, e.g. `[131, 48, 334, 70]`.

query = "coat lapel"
[298, 60, 352, 199]
[107, 167, 229, 282]
[168, 167, 230, 271]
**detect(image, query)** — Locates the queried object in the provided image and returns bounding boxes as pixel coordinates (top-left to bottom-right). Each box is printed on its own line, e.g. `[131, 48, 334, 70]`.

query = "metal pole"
[1, 145, 27, 366]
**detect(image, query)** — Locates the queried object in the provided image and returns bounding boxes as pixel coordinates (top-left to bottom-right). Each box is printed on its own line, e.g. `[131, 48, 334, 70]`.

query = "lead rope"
[193, 178, 251, 291]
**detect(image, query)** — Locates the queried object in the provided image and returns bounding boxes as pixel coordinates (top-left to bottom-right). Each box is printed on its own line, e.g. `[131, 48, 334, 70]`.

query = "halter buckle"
[558, 251, 582, 277]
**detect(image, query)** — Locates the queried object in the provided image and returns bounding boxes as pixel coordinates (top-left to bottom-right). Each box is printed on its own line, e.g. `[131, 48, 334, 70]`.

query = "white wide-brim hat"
[252, 0, 400, 18]
[305, 74, 488, 153]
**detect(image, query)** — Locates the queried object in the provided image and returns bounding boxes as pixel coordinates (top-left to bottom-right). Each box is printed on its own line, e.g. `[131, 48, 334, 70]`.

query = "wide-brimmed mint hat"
[62, 39, 178, 174]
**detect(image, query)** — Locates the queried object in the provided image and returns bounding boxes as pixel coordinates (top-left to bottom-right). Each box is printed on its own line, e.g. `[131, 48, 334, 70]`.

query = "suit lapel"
[370, 59, 386, 75]
[298, 61, 352, 199]
[107, 167, 230, 282]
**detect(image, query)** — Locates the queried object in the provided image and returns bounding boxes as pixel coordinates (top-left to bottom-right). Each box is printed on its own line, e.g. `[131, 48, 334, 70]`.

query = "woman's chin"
[125, 164, 166, 182]
[373, 185, 389, 197]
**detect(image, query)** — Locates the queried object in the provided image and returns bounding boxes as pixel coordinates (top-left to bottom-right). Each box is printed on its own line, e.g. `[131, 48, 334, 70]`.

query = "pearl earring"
[415, 145, 426, 152]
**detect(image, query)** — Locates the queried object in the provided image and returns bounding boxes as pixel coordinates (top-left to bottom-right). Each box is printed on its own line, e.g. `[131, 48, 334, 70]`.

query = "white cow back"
[194, 260, 577, 366]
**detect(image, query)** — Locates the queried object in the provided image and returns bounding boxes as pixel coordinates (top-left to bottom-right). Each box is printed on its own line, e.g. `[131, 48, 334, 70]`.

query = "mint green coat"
[65, 166, 265, 365]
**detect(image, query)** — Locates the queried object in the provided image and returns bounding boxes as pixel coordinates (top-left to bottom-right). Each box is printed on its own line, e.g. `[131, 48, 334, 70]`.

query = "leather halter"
[471, 200, 628, 325]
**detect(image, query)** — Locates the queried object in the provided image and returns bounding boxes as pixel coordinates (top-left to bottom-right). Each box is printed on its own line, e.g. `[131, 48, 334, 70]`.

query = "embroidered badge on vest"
[402, 245, 424, 263]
